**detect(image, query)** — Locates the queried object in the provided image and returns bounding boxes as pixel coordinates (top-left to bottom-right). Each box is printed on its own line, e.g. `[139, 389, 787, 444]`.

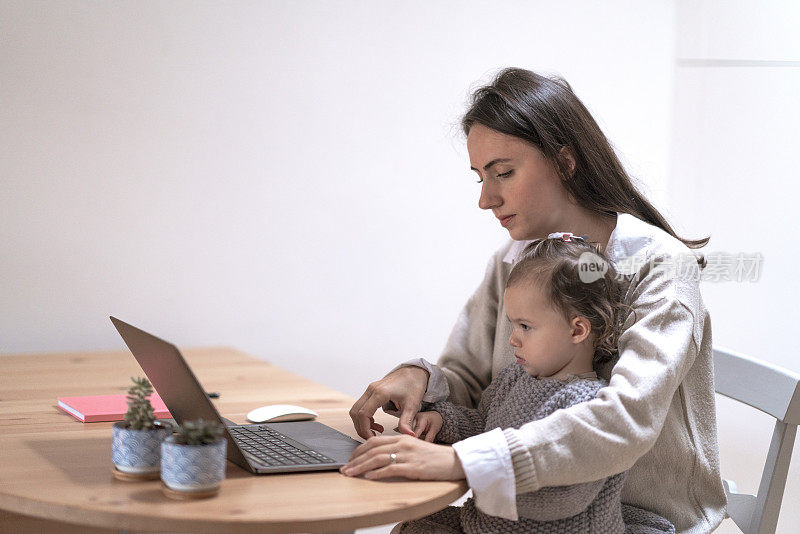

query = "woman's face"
[467, 124, 574, 241]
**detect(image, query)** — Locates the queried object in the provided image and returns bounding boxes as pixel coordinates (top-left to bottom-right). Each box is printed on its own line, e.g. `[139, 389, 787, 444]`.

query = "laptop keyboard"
[229, 425, 335, 466]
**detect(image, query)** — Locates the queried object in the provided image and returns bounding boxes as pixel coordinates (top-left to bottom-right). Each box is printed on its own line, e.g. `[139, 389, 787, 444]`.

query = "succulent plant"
[173, 418, 225, 446]
[123, 376, 157, 430]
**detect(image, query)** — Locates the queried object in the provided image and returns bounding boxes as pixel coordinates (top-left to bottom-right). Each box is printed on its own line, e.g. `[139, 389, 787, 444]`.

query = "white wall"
[0, 0, 674, 401]
[671, 1, 800, 532]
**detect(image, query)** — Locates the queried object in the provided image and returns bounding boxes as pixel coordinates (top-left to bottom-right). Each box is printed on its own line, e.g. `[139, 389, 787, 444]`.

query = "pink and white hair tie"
[547, 232, 589, 242]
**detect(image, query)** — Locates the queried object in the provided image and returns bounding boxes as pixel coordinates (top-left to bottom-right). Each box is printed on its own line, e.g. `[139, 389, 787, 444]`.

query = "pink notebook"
[57, 393, 172, 423]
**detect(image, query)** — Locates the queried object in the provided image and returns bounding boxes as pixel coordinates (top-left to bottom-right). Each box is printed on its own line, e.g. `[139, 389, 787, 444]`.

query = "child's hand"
[412, 411, 443, 442]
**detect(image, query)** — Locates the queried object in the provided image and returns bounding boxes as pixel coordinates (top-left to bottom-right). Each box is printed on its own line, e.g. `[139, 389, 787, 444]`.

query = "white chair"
[713, 347, 800, 533]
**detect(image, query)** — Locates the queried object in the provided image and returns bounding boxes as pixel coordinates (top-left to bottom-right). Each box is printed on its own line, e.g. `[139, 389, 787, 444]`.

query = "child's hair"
[461, 67, 708, 267]
[506, 236, 631, 369]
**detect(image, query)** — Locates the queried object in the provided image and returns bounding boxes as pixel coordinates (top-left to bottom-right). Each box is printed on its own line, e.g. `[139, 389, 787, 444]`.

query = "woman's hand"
[412, 411, 443, 442]
[340, 434, 465, 481]
[349, 366, 429, 440]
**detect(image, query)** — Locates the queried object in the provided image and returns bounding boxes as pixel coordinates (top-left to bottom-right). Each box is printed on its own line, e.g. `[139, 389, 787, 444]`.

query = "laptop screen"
[109, 316, 250, 468]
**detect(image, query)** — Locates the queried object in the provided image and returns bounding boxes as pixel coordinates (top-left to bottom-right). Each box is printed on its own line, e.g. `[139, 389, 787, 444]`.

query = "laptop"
[110, 316, 362, 474]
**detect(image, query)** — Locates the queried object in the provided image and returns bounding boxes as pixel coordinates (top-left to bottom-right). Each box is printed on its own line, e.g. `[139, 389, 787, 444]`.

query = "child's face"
[504, 282, 587, 379]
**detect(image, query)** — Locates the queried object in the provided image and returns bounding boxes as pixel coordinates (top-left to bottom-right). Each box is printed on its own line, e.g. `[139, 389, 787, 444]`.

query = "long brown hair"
[461, 67, 708, 266]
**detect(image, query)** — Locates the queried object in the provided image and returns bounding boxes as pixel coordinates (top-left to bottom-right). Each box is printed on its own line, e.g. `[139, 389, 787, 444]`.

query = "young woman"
[344, 68, 727, 533]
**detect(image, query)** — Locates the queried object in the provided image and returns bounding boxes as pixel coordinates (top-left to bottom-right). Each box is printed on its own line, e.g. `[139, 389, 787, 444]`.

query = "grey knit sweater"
[398, 364, 674, 534]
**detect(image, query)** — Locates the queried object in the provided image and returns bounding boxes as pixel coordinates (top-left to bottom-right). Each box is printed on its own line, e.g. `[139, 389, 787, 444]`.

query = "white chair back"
[713, 347, 800, 534]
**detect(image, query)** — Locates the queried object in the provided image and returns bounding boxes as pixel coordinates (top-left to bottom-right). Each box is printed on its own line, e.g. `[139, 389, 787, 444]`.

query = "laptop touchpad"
[267, 421, 361, 461]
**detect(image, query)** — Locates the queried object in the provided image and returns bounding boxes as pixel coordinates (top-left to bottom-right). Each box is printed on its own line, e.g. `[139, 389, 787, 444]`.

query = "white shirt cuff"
[387, 358, 449, 403]
[452, 427, 518, 520]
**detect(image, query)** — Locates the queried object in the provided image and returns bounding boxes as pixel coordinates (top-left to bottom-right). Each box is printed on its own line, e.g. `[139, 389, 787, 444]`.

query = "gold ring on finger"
[389, 452, 399, 464]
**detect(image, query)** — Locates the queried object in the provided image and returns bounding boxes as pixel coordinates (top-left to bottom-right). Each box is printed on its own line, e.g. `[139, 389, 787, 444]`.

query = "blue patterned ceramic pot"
[112, 421, 174, 474]
[161, 436, 227, 492]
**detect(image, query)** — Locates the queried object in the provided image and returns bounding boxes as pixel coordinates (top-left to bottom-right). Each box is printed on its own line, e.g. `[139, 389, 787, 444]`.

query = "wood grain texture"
[0, 348, 467, 533]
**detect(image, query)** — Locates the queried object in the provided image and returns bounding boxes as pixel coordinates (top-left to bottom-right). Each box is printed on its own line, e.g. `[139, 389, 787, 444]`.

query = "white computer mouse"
[246, 404, 319, 423]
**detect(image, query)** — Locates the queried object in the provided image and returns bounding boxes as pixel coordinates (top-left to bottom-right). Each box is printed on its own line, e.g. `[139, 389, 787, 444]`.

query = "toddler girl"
[395, 234, 675, 534]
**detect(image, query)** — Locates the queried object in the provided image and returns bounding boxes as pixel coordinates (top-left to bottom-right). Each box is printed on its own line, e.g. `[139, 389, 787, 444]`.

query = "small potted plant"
[111, 377, 174, 480]
[161, 418, 227, 498]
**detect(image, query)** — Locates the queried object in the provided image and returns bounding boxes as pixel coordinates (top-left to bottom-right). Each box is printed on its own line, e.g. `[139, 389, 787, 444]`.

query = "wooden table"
[0, 348, 467, 533]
